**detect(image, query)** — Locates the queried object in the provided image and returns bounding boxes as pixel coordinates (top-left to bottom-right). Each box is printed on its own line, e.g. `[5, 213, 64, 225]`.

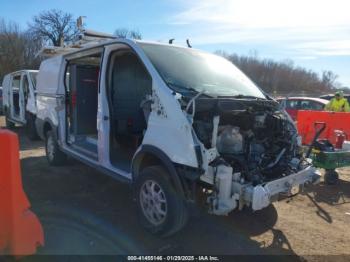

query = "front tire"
[45, 130, 67, 166]
[135, 166, 188, 237]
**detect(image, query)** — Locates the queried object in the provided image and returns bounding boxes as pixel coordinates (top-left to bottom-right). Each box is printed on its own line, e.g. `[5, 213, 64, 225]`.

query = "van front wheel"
[135, 166, 188, 237]
[45, 130, 67, 166]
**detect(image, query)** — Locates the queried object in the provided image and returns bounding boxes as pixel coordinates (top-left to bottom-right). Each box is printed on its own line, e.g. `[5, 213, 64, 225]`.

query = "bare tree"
[322, 70, 338, 89]
[28, 9, 79, 46]
[0, 18, 42, 81]
[114, 28, 142, 40]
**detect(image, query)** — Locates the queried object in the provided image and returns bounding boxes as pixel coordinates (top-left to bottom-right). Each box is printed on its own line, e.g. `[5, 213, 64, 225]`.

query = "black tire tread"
[135, 165, 188, 237]
[45, 130, 67, 166]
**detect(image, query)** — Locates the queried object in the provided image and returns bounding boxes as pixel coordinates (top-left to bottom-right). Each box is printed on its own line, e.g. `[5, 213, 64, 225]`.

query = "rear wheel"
[135, 165, 188, 237]
[45, 130, 67, 166]
[26, 112, 39, 140]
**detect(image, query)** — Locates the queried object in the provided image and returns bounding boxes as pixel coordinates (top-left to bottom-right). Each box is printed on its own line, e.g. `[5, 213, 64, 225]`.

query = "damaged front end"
[187, 96, 320, 215]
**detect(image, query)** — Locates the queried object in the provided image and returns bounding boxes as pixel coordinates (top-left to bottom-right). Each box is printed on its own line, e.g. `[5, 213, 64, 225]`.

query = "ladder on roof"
[37, 16, 117, 58]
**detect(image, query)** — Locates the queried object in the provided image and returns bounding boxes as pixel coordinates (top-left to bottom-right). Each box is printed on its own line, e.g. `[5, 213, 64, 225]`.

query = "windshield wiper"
[166, 82, 213, 98]
[218, 94, 266, 100]
[166, 82, 196, 93]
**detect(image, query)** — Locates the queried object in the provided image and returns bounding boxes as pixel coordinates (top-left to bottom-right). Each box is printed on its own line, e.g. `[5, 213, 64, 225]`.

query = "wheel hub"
[140, 180, 167, 226]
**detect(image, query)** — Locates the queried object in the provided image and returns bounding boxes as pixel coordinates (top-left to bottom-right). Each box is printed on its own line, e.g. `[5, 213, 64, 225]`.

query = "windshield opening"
[140, 43, 266, 99]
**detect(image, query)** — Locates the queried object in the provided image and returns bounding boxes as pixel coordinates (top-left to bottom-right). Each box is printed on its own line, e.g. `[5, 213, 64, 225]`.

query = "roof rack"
[73, 29, 116, 46]
[37, 17, 117, 58]
[37, 46, 79, 58]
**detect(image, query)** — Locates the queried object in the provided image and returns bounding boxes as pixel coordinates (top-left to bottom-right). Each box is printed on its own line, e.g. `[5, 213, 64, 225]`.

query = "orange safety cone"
[0, 129, 44, 256]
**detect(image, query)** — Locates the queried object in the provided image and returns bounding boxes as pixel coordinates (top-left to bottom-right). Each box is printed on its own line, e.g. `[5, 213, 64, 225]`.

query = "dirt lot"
[1, 116, 350, 260]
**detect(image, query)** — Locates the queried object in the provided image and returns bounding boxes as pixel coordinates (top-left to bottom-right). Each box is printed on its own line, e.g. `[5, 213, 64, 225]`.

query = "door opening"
[108, 50, 152, 171]
[65, 51, 102, 159]
[12, 75, 21, 118]
[22, 74, 29, 110]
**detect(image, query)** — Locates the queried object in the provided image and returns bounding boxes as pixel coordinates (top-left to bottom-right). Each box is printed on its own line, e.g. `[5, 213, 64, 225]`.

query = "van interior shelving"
[65, 54, 101, 160]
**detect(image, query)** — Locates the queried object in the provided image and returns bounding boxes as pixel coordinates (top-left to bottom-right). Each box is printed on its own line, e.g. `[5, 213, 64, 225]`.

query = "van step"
[71, 141, 98, 160]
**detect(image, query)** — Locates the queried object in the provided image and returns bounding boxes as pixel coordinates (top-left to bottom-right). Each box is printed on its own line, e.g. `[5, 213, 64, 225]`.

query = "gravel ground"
[1, 116, 350, 260]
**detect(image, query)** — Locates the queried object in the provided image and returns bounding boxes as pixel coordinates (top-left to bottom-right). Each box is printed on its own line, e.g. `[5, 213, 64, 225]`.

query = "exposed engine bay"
[178, 95, 320, 215]
[191, 97, 304, 185]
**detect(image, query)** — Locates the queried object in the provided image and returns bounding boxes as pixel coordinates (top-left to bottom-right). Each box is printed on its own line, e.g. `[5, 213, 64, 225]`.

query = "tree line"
[216, 51, 346, 96]
[0, 9, 347, 96]
[0, 9, 141, 83]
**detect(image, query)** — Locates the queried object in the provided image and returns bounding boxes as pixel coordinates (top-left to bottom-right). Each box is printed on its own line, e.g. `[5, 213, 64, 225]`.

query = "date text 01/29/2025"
[127, 256, 220, 261]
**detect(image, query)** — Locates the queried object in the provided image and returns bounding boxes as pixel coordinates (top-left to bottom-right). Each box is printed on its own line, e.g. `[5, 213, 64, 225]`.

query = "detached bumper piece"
[250, 166, 320, 210]
[205, 163, 320, 215]
[0, 130, 44, 256]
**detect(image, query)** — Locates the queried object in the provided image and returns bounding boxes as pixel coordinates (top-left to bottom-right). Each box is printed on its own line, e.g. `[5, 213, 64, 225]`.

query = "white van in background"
[2, 70, 39, 139]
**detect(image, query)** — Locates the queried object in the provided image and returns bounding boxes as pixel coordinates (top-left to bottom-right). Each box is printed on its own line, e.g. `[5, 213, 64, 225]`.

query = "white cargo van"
[2, 70, 39, 139]
[35, 39, 320, 236]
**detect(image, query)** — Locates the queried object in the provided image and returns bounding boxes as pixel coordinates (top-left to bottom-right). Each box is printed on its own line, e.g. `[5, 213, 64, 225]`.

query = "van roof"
[42, 39, 194, 59]
[36, 39, 197, 96]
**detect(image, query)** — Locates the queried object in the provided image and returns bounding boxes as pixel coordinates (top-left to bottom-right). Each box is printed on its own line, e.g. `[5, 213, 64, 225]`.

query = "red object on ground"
[0, 129, 44, 255]
[297, 110, 350, 145]
[334, 130, 347, 149]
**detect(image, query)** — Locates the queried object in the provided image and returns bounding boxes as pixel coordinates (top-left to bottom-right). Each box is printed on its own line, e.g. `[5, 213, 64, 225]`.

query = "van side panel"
[36, 56, 64, 95]
[25, 71, 38, 115]
[2, 74, 11, 111]
[129, 43, 199, 168]
[36, 56, 64, 139]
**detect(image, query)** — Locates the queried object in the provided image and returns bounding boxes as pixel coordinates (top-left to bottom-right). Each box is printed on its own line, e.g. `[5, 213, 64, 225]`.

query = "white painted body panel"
[2, 75, 11, 109]
[36, 56, 66, 130]
[24, 70, 38, 115]
[36, 56, 64, 95]
[36, 95, 60, 126]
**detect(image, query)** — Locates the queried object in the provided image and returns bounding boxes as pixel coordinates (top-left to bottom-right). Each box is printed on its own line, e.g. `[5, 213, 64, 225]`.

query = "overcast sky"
[1, 0, 349, 87]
